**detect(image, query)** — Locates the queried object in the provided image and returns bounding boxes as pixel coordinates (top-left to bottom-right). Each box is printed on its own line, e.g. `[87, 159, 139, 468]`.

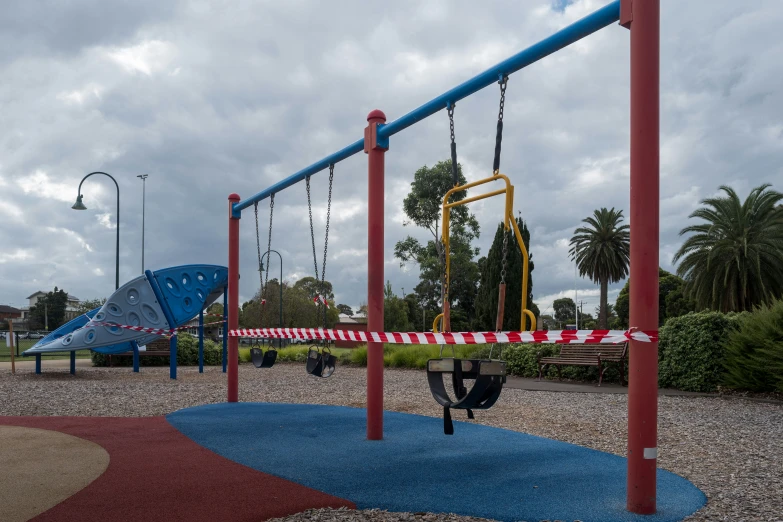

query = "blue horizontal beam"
[234, 0, 620, 217]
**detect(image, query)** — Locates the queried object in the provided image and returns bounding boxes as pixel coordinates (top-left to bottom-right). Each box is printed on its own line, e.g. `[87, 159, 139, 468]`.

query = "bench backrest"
[559, 342, 627, 360]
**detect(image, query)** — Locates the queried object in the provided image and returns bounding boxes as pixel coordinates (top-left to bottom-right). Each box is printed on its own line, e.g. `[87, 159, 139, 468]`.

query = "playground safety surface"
[0, 403, 705, 522]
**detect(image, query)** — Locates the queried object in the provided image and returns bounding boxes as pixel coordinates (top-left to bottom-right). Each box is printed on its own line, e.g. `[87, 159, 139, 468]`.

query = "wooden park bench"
[537, 342, 628, 386]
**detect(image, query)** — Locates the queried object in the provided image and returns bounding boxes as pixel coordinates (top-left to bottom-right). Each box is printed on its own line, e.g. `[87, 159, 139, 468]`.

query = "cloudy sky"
[1, 0, 781, 321]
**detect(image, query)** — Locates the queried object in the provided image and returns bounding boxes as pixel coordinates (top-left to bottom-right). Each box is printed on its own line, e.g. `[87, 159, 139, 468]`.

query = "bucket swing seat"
[250, 339, 277, 368]
[306, 345, 336, 378]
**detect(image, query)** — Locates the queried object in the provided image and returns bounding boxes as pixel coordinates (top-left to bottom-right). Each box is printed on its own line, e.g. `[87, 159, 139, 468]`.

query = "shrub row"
[91, 335, 226, 367]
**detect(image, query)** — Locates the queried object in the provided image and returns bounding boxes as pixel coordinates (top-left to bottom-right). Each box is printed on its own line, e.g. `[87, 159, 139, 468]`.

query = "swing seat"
[250, 347, 277, 368]
[426, 358, 506, 435]
[306, 346, 336, 378]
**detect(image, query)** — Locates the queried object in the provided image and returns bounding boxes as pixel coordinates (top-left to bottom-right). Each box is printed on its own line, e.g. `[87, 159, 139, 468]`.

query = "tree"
[384, 295, 411, 332]
[553, 297, 576, 325]
[77, 298, 106, 314]
[673, 184, 783, 312]
[474, 217, 536, 330]
[569, 208, 631, 328]
[336, 304, 353, 316]
[242, 278, 339, 330]
[28, 287, 68, 330]
[394, 160, 481, 319]
[614, 268, 695, 328]
[293, 276, 334, 301]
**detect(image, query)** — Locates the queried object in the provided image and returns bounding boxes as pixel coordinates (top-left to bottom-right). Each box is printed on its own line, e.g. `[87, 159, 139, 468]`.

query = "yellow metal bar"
[432, 313, 444, 333]
[444, 188, 507, 209]
[440, 171, 534, 333]
[509, 210, 535, 331]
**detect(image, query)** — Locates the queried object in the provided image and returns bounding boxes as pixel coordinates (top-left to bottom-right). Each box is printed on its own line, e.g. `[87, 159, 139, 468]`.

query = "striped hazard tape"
[86, 320, 226, 337]
[228, 328, 658, 344]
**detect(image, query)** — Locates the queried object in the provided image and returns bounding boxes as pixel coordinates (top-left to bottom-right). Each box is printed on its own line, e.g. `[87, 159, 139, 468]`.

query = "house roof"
[338, 313, 357, 323]
[0, 305, 22, 314]
[26, 291, 79, 301]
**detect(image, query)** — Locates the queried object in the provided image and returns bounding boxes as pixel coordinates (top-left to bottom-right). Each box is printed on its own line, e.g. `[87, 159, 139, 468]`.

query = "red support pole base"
[365, 109, 388, 441]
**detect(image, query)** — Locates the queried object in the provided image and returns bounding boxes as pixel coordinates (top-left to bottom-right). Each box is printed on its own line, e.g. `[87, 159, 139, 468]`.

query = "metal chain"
[306, 167, 335, 329]
[254, 202, 264, 325]
[440, 241, 449, 316]
[306, 175, 319, 282]
[493, 76, 509, 175]
[448, 103, 458, 187]
[265, 195, 274, 292]
[321, 165, 334, 286]
[500, 226, 509, 286]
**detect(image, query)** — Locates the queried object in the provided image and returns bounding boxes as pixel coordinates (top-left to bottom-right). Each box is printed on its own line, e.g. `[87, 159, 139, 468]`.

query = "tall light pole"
[72, 172, 120, 290]
[137, 174, 148, 273]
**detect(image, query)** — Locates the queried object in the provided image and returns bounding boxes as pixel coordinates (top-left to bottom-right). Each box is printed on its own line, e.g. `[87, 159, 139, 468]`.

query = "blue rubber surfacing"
[167, 403, 705, 522]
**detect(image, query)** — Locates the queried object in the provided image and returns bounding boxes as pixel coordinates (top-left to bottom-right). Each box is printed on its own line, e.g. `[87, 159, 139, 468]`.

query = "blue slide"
[24, 264, 227, 355]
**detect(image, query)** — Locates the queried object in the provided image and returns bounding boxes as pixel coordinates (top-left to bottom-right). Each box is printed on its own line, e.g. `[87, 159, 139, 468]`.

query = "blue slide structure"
[23, 264, 228, 378]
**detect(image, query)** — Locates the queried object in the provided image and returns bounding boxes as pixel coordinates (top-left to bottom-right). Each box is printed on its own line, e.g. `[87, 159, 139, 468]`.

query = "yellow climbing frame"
[434, 173, 536, 333]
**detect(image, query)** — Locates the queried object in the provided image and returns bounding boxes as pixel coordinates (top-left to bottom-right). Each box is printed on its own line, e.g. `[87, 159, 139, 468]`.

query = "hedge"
[722, 299, 783, 393]
[658, 311, 746, 392]
[91, 335, 226, 367]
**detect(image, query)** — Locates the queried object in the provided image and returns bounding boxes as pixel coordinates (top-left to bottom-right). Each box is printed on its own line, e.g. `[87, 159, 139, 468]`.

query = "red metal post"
[365, 109, 387, 440]
[227, 193, 241, 403]
[624, 0, 660, 514]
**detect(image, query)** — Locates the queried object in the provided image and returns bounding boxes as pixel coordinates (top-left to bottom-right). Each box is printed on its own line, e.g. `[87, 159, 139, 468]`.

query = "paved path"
[506, 376, 715, 396]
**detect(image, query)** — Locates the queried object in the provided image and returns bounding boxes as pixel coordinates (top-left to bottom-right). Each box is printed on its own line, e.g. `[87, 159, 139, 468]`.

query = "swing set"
[226, 0, 661, 514]
[249, 165, 337, 377]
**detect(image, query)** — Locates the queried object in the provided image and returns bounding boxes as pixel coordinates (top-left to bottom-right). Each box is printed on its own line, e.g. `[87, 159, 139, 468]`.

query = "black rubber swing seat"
[250, 347, 278, 368]
[306, 346, 336, 378]
[426, 358, 507, 435]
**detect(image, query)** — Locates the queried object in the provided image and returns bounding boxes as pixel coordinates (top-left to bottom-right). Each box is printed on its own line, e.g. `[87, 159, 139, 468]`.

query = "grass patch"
[239, 345, 352, 364]
[343, 344, 491, 369]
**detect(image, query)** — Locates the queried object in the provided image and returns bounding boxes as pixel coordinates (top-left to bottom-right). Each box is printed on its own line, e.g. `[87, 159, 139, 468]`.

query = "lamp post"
[137, 174, 148, 273]
[260, 249, 283, 346]
[72, 172, 120, 290]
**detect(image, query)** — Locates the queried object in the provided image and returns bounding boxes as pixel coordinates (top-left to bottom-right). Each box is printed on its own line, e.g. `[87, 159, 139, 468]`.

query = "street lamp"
[72, 172, 120, 290]
[137, 174, 148, 273]
[260, 249, 283, 344]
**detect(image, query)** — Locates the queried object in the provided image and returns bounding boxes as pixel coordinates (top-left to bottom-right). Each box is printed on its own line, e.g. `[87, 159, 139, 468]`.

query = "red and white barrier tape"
[313, 295, 330, 308]
[85, 320, 225, 337]
[227, 328, 657, 344]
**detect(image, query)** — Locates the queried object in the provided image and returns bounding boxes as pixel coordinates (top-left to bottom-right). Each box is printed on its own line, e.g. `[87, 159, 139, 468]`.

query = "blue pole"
[145, 269, 179, 380]
[131, 341, 140, 373]
[35, 354, 41, 374]
[198, 308, 204, 373]
[222, 285, 228, 373]
[232, 0, 621, 215]
[70, 351, 76, 375]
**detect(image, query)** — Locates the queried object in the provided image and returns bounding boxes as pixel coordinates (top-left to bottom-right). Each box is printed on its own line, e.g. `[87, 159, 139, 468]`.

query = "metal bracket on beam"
[620, 0, 632, 29]
[364, 122, 389, 152]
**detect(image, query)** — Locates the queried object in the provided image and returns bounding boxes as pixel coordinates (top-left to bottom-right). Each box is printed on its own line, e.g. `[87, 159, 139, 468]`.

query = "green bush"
[722, 299, 783, 393]
[91, 334, 226, 367]
[658, 311, 745, 392]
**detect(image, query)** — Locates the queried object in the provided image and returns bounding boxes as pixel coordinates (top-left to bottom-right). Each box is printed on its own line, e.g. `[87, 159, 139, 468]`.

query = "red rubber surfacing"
[0, 416, 354, 521]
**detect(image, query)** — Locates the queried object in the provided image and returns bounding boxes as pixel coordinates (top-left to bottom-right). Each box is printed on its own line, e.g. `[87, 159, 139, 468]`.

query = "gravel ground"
[1, 363, 781, 522]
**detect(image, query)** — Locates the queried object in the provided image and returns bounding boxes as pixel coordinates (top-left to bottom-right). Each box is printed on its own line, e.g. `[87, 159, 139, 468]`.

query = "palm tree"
[569, 208, 631, 328]
[673, 184, 783, 312]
